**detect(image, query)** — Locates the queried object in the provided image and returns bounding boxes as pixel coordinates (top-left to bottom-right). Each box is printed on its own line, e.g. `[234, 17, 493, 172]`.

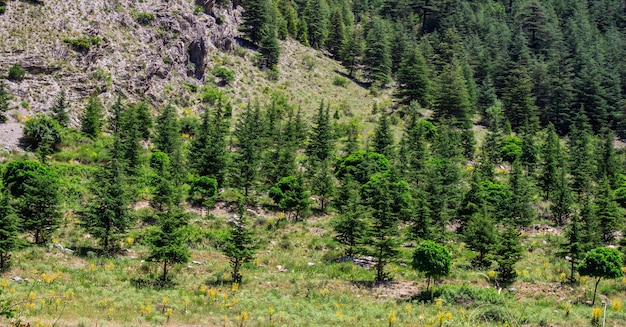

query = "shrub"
[333, 76, 349, 87]
[63, 37, 101, 52]
[22, 115, 63, 152]
[213, 67, 234, 85]
[199, 86, 223, 105]
[135, 12, 155, 25]
[8, 64, 25, 81]
[0, 6, 6, 15]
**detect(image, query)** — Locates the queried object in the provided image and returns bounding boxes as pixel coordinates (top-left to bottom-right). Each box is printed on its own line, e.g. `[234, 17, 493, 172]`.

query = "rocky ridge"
[0, 0, 241, 126]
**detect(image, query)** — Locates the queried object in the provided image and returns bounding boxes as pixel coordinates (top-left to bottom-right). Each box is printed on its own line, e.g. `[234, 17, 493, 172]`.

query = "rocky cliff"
[0, 0, 241, 123]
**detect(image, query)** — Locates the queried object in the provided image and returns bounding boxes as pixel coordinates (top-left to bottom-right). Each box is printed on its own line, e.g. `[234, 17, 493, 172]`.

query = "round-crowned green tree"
[579, 247, 623, 305]
[412, 240, 451, 292]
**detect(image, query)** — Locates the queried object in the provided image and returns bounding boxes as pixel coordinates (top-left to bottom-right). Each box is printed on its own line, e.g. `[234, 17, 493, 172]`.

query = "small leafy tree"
[269, 175, 309, 221]
[579, 247, 623, 305]
[222, 204, 258, 284]
[412, 240, 451, 292]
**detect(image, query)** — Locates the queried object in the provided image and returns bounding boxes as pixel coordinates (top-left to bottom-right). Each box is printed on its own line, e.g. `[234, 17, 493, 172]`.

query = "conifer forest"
[3, 0, 626, 326]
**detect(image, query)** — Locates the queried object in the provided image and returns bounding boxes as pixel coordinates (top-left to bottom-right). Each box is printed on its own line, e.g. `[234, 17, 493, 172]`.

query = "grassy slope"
[3, 2, 626, 327]
[4, 214, 626, 327]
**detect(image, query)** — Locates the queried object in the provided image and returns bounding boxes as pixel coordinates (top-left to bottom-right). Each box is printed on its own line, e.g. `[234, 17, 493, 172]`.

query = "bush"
[8, 64, 25, 81]
[199, 86, 223, 105]
[63, 37, 101, 52]
[213, 67, 234, 85]
[333, 76, 349, 87]
[22, 115, 63, 152]
[0, 6, 6, 15]
[135, 12, 155, 25]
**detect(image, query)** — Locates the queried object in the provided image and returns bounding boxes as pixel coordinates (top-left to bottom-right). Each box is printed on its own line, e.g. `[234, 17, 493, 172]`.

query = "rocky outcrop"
[0, 0, 242, 127]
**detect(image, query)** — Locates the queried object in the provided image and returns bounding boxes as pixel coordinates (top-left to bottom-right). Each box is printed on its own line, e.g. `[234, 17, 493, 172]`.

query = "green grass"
[3, 208, 626, 326]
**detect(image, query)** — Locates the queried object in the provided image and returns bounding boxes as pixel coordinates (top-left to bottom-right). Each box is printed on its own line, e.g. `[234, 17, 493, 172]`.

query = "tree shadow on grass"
[333, 70, 371, 89]
[131, 276, 177, 289]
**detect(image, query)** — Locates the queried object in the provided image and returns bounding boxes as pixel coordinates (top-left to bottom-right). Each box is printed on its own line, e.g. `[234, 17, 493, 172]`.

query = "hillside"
[4, 0, 626, 327]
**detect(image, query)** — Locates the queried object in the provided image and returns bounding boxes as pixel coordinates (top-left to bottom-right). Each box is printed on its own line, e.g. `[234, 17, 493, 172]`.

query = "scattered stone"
[12, 276, 23, 282]
[64, 248, 74, 254]
[276, 265, 287, 272]
[307, 262, 315, 266]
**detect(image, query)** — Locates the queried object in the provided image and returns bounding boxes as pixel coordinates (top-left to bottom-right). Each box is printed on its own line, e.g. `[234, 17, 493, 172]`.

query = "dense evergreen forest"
[4, 0, 626, 325]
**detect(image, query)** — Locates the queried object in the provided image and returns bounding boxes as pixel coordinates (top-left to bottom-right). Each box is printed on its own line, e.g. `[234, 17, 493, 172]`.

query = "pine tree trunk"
[570, 258, 575, 283]
[163, 260, 168, 282]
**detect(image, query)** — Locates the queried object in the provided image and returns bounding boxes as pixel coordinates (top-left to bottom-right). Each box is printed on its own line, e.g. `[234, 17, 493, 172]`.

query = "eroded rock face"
[188, 38, 207, 79]
[0, 0, 242, 128]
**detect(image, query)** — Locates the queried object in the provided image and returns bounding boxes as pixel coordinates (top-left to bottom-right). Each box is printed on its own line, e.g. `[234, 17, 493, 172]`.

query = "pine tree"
[340, 26, 363, 78]
[502, 67, 539, 133]
[81, 94, 104, 138]
[149, 152, 175, 211]
[134, 101, 153, 140]
[580, 197, 602, 251]
[551, 159, 573, 226]
[0, 189, 18, 270]
[81, 97, 132, 249]
[507, 159, 535, 227]
[569, 110, 595, 198]
[464, 209, 497, 268]
[396, 47, 430, 106]
[190, 102, 230, 186]
[372, 113, 394, 159]
[310, 160, 335, 212]
[121, 103, 144, 175]
[327, 8, 346, 58]
[82, 158, 130, 252]
[20, 168, 61, 245]
[363, 17, 392, 87]
[222, 203, 259, 283]
[145, 207, 189, 283]
[233, 102, 262, 197]
[241, 0, 273, 43]
[154, 104, 184, 184]
[597, 129, 619, 187]
[397, 112, 429, 184]
[297, 19, 310, 46]
[539, 124, 560, 200]
[332, 178, 367, 256]
[595, 178, 622, 244]
[362, 172, 400, 282]
[259, 24, 280, 70]
[433, 61, 472, 128]
[494, 226, 523, 286]
[51, 90, 70, 127]
[306, 101, 333, 166]
[303, 0, 330, 48]
[560, 214, 584, 283]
